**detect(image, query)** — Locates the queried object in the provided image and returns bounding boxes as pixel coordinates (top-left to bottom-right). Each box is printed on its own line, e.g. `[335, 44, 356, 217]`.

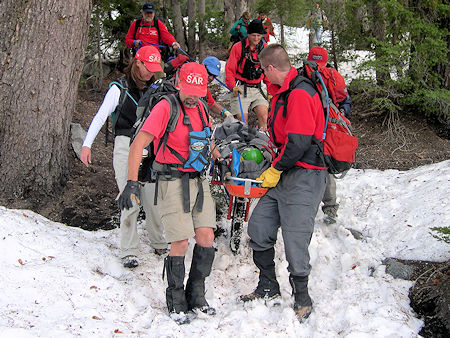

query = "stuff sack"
[321, 103, 358, 174]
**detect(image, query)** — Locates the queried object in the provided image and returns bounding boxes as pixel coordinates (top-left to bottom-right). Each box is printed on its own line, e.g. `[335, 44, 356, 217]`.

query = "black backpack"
[104, 76, 138, 146]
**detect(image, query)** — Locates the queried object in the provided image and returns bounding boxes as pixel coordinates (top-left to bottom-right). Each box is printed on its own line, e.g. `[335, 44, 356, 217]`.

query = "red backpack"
[303, 61, 348, 106]
[299, 62, 358, 176]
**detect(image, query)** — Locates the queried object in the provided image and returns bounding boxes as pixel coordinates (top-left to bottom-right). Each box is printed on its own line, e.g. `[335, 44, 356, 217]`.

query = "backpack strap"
[237, 40, 264, 69]
[133, 18, 161, 46]
[282, 74, 316, 117]
[155, 94, 182, 161]
[156, 95, 210, 165]
[154, 17, 161, 45]
[109, 77, 138, 133]
[133, 19, 142, 40]
[269, 74, 316, 147]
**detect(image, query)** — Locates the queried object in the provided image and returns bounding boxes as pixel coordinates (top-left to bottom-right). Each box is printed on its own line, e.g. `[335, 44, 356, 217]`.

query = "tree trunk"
[224, 0, 235, 30]
[235, 0, 244, 21]
[170, 0, 186, 49]
[330, 29, 338, 70]
[370, 1, 390, 85]
[280, 16, 285, 46]
[198, 0, 206, 61]
[95, 10, 103, 90]
[0, 0, 92, 199]
[187, 0, 196, 56]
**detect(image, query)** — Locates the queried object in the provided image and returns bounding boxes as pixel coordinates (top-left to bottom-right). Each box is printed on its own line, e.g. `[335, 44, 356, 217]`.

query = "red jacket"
[257, 16, 275, 42]
[225, 39, 271, 89]
[269, 67, 326, 171]
[125, 19, 176, 50]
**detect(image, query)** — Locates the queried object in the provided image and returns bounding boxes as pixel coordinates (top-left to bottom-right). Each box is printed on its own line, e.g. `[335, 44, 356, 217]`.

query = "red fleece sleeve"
[225, 43, 241, 89]
[157, 20, 177, 46]
[125, 20, 137, 48]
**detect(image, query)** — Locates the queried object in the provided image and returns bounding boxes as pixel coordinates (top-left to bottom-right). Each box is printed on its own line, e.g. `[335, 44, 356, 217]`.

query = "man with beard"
[118, 62, 222, 325]
[125, 2, 180, 59]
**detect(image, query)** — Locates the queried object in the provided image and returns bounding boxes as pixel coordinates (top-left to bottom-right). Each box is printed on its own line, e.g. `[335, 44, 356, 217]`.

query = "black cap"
[247, 19, 265, 35]
[142, 2, 155, 13]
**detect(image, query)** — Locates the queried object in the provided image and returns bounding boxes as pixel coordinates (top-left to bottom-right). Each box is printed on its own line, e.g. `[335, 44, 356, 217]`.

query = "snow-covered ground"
[1, 161, 449, 337]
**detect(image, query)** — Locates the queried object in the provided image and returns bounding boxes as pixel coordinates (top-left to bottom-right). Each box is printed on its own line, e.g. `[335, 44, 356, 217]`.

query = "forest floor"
[2, 73, 449, 336]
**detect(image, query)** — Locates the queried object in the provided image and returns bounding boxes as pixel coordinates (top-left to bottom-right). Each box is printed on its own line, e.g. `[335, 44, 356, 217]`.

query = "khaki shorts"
[230, 85, 268, 115]
[156, 177, 216, 243]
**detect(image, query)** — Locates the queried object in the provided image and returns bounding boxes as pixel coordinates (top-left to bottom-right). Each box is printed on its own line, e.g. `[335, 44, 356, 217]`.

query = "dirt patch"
[408, 260, 450, 337]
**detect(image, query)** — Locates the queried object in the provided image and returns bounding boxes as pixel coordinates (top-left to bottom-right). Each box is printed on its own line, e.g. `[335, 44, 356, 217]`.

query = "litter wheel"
[230, 197, 246, 254]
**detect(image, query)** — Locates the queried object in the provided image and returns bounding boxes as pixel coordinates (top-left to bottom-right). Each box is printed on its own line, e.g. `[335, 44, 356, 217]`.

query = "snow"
[1, 161, 449, 336]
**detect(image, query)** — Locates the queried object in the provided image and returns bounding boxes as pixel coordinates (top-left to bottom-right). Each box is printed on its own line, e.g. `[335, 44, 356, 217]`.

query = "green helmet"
[242, 148, 263, 164]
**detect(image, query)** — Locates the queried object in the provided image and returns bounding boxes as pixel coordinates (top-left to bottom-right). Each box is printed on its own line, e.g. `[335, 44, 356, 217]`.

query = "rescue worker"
[201, 56, 233, 118]
[125, 2, 181, 60]
[240, 44, 327, 322]
[80, 46, 168, 268]
[229, 11, 251, 46]
[118, 62, 221, 325]
[257, 12, 275, 43]
[307, 46, 352, 224]
[225, 19, 271, 130]
[306, 3, 329, 48]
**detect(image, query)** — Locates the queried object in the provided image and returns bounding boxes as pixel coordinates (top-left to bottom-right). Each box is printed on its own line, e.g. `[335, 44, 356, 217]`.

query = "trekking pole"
[177, 47, 192, 60]
[237, 94, 245, 124]
[105, 116, 109, 146]
[140, 41, 165, 49]
[214, 78, 246, 123]
[140, 41, 193, 60]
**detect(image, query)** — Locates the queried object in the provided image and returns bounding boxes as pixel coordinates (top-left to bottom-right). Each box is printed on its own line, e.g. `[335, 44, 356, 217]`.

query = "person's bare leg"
[253, 105, 268, 130]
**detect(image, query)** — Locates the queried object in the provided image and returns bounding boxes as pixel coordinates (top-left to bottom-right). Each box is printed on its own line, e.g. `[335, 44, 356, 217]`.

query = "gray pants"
[322, 174, 339, 214]
[248, 167, 327, 276]
[113, 136, 167, 258]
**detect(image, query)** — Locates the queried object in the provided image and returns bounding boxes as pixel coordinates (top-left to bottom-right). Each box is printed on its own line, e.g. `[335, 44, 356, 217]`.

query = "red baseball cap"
[178, 62, 208, 97]
[135, 46, 163, 72]
[307, 46, 328, 67]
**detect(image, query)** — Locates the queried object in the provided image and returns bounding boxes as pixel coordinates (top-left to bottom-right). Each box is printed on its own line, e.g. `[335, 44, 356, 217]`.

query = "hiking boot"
[164, 256, 189, 316]
[240, 248, 281, 304]
[323, 214, 336, 224]
[294, 304, 312, 322]
[289, 274, 313, 322]
[122, 255, 139, 268]
[154, 248, 168, 256]
[239, 290, 281, 305]
[185, 245, 216, 315]
[169, 310, 197, 325]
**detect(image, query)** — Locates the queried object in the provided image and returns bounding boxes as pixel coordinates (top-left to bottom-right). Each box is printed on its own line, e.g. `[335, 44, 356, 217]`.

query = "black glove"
[118, 180, 141, 210]
[216, 158, 230, 182]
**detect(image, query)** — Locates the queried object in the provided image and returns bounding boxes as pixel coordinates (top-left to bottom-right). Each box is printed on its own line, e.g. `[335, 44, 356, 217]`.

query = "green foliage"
[335, 0, 449, 121]
[403, 88, 450, 120]
[430, 226, 450, 244]
[252, 0, 308, 27]
[203, 9, 229, 47]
